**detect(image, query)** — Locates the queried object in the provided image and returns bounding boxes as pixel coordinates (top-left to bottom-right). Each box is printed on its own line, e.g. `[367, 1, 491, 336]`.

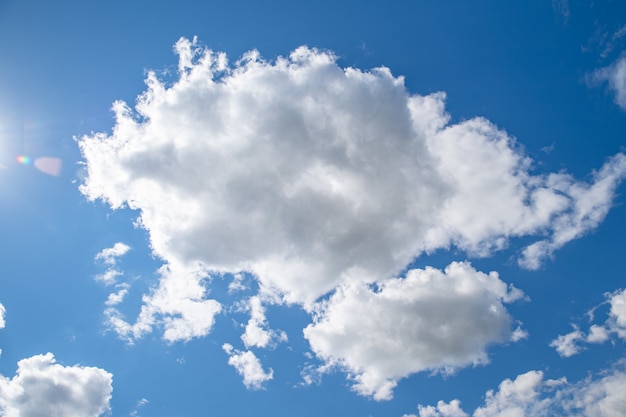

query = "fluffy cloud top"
[0, 353, 113, 417]
[413, 363, 626, 417]
[304, 262, 525, 400]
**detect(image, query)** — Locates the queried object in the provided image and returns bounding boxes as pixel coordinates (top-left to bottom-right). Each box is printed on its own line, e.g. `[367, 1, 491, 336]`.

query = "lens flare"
[15, 155, 62, 176]
[16, 155, 31, 165]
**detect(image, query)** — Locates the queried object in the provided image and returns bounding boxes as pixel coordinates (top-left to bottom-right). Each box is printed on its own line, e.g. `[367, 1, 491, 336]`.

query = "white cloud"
[609, 289, 626, 330]
[0, 353, 112, 417]
[550, 326, 585, 357]
[414, 363, 626, 417]
[105, 262, 222, 343]
[303, 262, 525, 400]
[94, 242, 131, 286]
[415, 399, 468, 417]
[551, 288, 626, 357]
[473, 370, 547, 417]
[95, 269, 123, 286]
[95, 242, 130, 265]
[240, 295, 287, 349]
[104, 285, 129, 307]
[78, 38, 626, 393]
[591, 54, 626, 110]
[0, 303, 5, 357]
[79, 39, 626, 314]
[222, 343, 273, 390]
[0, 303, 5, 330]
[130, 398, 149, 417]
[552, 0, 570, 25]
[228, 273, 247, 293]
[518, 154, 626, 269]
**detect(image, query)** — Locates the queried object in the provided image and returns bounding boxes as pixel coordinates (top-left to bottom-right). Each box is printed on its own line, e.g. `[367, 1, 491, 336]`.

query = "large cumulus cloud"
[78, 37, 626, 397]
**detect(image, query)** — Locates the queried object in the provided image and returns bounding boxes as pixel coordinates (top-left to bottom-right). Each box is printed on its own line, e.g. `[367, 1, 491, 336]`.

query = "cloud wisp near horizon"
[73, 37, 626, 402]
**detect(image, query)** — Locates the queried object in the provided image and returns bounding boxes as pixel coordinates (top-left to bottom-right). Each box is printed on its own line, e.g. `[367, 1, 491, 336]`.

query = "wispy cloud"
[590, 54, 626, 111]
[94, 242, 131, 286]
[0, 303, 5, 330]
[552, 0, 570, 25]
[551, 288, 626, 357]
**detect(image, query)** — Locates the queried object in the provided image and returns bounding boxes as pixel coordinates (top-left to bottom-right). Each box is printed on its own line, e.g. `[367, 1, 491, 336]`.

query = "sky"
[1, 0, 626, 416]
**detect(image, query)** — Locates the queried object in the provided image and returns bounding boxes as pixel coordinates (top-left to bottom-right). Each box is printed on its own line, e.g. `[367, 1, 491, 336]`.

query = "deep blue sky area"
[1, 1, 626, 416]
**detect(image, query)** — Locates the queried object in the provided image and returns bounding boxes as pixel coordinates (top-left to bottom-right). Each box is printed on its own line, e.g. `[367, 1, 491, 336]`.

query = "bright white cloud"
[0, 303, 5, 357]
[94, 242, 131, 286]
[414, 363, 626, 417]
[105, 262, 222, 343]
[473, 370, 547, 417]
[104, 285, 129, 307]
[0, 353, 112, 417]
[79, 39, 626, 313]
[414, 399, 468, 417]
[240, 295, 287, 349]
[79, 39, 626, 393]
[304, 262, 525, 400]
[222, 343, 273, 390]
[95, 242, 130, 265]
[550, 326, 585, 357]
[551, 288, 626, 357]
[592, 54, 626, 110]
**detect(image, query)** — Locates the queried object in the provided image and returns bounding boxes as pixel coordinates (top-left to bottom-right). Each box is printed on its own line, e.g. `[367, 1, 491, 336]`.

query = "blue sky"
[1, 1, 626, 416]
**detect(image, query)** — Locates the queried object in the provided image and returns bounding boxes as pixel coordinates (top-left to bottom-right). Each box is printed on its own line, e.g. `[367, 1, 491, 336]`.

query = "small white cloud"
[0, 303, 5, 330]
[95, 242, 131, 265]
[228, 273, 247, 293]
[591, 54, 626, 110]
[0, 353, 112, 417]
[240, 295, 287, 349]
[550, 326, 585, 357]
[417, 399, 468, 417]
[129, 398, 149, 417]
[551, 288, 626, 355]
[473, 370, 545, 417]
[518, 154, 626, 269]
[511, 326, 529, 342]
[105, 285, 129, 307]
[222, 343, 273, 390]
[105, 263, 222, 343]
[96, 268, 123, 286]
[587, 324, 610, 344]
[94, 242, 131, 286]
[304, 262, 525, 400]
